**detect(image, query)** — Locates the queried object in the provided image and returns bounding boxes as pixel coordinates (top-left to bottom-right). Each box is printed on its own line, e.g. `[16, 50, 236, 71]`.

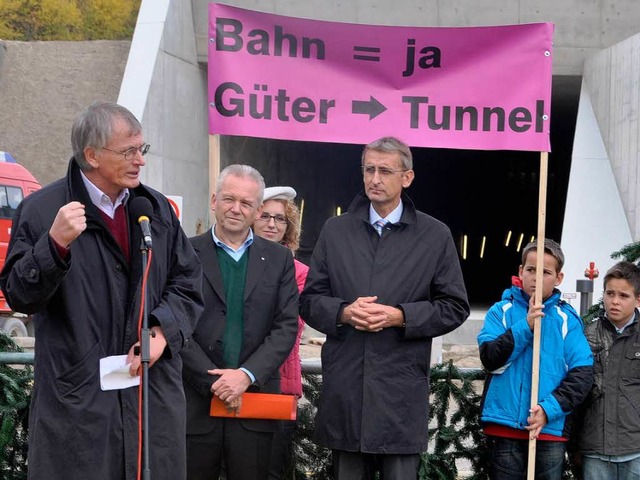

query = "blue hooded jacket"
[478, 286, 593, 437]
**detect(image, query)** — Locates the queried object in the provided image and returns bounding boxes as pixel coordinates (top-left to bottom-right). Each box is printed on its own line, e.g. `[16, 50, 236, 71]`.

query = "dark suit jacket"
[182, 230, 299, 434]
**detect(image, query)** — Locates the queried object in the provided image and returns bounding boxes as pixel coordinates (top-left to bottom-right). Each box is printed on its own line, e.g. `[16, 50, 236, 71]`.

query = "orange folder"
[210, 392, 297, 421]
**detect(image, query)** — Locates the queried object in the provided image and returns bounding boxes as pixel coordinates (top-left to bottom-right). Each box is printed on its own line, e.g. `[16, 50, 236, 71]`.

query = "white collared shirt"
[211, 225, 254, 262]
[369, 200, 403, 228]
[80, 171, 129, 218]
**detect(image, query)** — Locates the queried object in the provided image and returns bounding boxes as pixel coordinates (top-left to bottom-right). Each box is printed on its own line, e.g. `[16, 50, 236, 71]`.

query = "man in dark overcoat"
[300, 136, 470, 480]
[0, 101, 204, 480]
[181, 164, 298, 480]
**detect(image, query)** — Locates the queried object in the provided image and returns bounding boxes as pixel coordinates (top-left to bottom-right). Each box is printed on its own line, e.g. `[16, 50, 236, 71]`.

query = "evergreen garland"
[292, 361, 583, 479]
[292, 362, 491, 480]
[423, 362, 489, 480]
[0, 332, 32, 480]
[292, 372, 332, 479]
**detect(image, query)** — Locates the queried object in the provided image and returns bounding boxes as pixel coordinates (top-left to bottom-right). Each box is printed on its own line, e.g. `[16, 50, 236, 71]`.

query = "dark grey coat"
[578, 311, 640, 456]
[0, 159, 204, 480]
[299, 191, 469, 454]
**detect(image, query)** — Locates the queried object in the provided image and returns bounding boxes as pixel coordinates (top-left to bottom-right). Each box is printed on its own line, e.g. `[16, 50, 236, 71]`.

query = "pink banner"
[208, 4, 553, 152]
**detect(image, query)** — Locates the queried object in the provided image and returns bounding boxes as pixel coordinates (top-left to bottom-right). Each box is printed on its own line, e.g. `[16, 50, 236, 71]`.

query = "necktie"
[374, 219, 387, 236]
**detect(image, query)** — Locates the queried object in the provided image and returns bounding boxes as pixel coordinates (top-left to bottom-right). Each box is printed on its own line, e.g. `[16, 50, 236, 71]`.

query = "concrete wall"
[0, 40, 130, 186]
[582, 33, 640, 240]
[118, 0, 209, 236]
[192, 0, 640, 75]
[561, 82, 632, 306]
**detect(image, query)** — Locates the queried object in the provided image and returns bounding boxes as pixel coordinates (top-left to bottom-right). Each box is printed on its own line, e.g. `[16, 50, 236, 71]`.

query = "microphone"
[130, 197, 153, 248]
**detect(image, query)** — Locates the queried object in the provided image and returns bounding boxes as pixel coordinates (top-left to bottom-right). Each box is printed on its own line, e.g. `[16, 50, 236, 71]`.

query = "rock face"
[0, 40, 130, 186]
[441, 344, 482, 368]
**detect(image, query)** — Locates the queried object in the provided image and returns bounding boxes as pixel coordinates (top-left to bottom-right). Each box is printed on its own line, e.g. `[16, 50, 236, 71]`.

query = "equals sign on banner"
[353, 46, 381, 61]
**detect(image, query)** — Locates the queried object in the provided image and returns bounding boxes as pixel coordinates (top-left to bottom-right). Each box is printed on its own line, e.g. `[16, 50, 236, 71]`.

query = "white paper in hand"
[100, 355, 140, 391]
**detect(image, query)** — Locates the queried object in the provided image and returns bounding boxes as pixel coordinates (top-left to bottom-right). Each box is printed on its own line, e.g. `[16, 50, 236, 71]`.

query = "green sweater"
[216, 247, 248, 368]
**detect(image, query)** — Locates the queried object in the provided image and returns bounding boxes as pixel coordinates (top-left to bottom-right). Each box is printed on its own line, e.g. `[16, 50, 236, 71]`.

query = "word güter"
[212, 18, 335, 124]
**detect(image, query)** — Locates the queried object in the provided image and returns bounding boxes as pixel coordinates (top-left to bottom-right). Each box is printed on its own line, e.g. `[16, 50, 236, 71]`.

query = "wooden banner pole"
[208, 134, 221, 230]
[527, 151, 548, 479]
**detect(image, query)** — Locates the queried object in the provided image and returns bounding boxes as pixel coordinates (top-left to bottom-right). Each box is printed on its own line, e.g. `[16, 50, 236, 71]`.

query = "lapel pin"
[261, 256, 265, 261]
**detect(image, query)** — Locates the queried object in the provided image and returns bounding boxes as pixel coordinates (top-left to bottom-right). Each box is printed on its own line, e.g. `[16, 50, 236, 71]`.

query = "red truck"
[0, 160, 41, 337]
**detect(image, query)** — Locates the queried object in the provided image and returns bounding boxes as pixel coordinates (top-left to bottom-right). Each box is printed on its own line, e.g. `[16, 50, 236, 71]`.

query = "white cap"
[263, 186, 297, 202]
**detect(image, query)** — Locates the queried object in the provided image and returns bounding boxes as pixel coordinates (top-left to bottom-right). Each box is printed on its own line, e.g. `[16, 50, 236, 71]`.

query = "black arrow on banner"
[351, 96, 387, 120]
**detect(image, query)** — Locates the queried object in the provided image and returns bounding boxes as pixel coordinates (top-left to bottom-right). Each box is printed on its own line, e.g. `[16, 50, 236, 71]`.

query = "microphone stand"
[139, 238, 152, 480]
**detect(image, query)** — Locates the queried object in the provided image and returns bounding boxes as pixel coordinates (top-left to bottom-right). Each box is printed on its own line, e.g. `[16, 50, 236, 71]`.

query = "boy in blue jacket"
[478, 239, 593, 479]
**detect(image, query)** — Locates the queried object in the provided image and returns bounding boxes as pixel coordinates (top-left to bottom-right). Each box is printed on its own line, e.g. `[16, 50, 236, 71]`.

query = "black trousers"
[332, 450, 420, 480]
[268, 420, 296, 479]
[186, 418, 273, 480]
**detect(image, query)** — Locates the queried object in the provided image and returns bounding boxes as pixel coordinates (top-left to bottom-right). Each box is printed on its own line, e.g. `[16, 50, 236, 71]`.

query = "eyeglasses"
[256, 212, 288, 225]
[362, 165, 407, 177]
[102, 143, 150, 162]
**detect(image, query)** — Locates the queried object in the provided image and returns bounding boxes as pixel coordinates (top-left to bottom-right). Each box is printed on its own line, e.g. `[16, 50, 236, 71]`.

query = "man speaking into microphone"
[0, 101, 204, 480]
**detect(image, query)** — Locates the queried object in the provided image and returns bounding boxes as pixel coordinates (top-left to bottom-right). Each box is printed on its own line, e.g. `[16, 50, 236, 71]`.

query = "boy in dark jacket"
[577, 261, 640, 479]
[478, 239, 593, 479]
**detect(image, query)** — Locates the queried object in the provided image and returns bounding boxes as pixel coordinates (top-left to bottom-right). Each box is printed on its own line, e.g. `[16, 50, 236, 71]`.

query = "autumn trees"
[0, 0, 141, 41]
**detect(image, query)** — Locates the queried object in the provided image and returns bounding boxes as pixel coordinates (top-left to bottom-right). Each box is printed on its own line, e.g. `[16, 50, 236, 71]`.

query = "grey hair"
[71, 101, 142, 170]
[216, 164, 265, 203]
[361, 136, 413, 170]
[521, 238, 565, 272]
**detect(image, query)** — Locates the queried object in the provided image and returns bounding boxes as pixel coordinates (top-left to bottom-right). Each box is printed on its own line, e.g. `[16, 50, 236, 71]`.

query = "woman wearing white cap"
[253, 185, 308, 479]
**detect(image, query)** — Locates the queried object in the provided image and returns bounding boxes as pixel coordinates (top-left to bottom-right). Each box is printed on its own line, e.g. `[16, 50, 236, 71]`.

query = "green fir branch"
[0, 332, 32, 480]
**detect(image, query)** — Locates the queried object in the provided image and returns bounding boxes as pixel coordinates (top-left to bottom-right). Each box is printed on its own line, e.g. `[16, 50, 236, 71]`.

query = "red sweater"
[98, 205, 130, 263]
[279, 259, 309, 398]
